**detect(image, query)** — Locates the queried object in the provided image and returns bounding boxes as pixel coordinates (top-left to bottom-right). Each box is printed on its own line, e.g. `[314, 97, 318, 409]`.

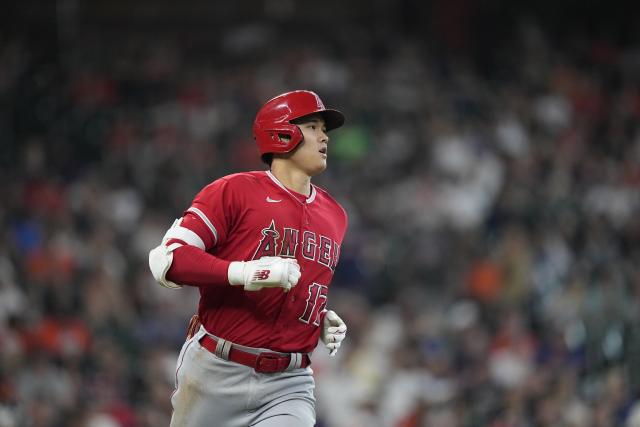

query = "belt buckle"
[255, 352, 286, 373]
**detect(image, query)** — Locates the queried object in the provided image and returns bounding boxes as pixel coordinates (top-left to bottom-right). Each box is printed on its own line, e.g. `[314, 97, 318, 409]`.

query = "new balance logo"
[266, 197, 282, 203]
[252, 270, 271, 281]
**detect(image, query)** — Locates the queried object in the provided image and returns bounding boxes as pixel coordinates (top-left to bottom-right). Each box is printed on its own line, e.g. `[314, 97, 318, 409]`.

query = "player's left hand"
[320, 310, 347, 357]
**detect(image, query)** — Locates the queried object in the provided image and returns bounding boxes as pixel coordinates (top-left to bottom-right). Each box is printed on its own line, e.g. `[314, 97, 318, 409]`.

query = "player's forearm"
[166, 245, 232, 287]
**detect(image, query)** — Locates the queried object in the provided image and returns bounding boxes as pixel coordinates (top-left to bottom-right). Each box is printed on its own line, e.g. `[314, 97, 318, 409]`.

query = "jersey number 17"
[298, 283, 328, 326]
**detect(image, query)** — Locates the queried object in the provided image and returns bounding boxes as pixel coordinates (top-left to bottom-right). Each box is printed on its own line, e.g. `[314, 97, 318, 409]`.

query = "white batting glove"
[228, 256, 301, 292]
[320, 310, 347, 357]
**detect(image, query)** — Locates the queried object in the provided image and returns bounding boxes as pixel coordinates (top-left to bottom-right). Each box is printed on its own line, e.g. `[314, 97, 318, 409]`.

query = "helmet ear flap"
[258, 123, 304, 154]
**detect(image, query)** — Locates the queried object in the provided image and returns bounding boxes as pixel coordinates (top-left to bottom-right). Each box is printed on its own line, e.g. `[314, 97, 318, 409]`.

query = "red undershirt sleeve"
[167, 245, 231, 287]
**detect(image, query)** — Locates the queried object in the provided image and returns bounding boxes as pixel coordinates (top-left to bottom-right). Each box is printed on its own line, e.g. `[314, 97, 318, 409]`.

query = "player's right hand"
[228, 256, 301, 292]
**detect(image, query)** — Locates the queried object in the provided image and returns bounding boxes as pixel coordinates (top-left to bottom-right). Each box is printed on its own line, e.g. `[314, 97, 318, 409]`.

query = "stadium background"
[1, 0, 639, 426]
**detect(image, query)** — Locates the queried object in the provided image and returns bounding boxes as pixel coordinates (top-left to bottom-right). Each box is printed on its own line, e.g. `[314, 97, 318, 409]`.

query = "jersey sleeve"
[161, 212, 213, 250]
[164, 178, 239, 287]
[186, 177, 236, 248]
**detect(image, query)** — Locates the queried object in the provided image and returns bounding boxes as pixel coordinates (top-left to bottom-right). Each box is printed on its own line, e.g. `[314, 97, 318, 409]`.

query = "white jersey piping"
[187, 207, 219, 245]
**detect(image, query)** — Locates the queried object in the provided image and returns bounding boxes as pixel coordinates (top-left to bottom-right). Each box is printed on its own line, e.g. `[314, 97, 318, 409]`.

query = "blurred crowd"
[1, 11, 640, 427]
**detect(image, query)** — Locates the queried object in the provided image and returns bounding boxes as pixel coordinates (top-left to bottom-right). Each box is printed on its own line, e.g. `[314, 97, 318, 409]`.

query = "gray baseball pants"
[170, 326, 316, 427]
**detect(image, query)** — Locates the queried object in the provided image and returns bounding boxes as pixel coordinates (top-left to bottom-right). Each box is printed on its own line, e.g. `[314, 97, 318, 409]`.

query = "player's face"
[287, 114, 330, 176]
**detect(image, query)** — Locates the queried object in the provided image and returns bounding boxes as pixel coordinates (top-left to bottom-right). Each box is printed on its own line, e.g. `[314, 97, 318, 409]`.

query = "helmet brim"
[321, 109, 346, 131]
[292, 109, 345, 131]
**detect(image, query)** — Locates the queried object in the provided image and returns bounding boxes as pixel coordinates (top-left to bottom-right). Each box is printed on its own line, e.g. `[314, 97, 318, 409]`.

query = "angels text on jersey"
[252, 219, 340, 271]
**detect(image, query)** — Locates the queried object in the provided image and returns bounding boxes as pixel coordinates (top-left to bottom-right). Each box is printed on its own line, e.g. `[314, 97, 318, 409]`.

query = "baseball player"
[148, 90, 349, 427]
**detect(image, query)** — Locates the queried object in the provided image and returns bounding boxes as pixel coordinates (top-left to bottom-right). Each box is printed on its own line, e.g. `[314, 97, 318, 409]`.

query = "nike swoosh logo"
[266, 197, 282, 203]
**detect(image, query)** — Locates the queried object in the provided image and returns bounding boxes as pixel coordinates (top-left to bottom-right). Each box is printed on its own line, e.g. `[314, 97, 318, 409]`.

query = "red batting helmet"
[253, 90, 345, 157]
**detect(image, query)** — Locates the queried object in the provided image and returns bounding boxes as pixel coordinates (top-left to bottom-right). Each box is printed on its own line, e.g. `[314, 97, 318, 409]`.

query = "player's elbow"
[148, 243, 183, 289]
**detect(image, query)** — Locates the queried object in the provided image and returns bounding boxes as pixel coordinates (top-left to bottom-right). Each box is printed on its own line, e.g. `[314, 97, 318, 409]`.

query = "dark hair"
[261, 153, 273, 165]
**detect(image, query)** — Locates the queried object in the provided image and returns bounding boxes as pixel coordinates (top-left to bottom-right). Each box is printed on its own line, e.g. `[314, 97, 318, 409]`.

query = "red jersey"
[167, 171, 348, 353]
